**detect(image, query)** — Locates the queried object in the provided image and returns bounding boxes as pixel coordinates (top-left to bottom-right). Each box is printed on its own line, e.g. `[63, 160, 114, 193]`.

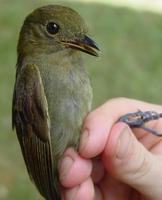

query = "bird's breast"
[39, 57, 92, 160]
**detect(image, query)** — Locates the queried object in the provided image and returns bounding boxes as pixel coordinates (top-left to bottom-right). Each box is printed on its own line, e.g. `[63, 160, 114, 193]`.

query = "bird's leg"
[117, 110, 162, 136]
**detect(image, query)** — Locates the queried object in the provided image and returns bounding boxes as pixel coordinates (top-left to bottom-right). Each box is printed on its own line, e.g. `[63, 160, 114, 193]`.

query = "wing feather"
[12, 64, 60, 200]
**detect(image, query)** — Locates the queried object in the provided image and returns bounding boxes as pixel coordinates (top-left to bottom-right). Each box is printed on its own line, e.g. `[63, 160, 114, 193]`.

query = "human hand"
[59, 98, 162, 200]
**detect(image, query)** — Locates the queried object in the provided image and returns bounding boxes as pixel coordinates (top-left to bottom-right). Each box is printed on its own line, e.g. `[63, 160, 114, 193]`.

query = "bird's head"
[17, 5, 99, 57]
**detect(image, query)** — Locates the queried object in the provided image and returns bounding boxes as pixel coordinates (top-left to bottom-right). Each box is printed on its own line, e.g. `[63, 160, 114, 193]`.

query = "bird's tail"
[16, 132, 61, 200]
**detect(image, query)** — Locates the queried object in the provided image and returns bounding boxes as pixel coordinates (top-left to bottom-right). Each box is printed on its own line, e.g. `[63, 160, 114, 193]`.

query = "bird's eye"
[46, 22, 59, 35]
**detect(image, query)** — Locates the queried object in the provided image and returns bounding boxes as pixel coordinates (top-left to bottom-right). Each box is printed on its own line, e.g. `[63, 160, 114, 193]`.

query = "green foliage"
[1, 0, 162, 199]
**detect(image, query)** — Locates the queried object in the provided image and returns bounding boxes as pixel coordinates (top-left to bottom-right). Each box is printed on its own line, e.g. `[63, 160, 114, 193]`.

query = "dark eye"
[46, 22, 59, 35]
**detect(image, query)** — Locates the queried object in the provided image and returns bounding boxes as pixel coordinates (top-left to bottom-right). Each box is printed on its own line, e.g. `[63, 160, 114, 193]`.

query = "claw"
[117, 110, 162, 136]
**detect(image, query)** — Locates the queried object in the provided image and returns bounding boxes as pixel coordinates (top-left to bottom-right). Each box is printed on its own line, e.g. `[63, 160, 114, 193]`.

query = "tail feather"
[17, 130, 60, 200]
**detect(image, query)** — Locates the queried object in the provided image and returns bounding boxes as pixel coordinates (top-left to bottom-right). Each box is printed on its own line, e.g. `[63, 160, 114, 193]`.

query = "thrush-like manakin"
[12, 5, 99, 200]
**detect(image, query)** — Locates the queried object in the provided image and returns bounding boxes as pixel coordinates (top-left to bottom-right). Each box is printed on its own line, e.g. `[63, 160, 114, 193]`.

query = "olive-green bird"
[12, 5, 99, 200]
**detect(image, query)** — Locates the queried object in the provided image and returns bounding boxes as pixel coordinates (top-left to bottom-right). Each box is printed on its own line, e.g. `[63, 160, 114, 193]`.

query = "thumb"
[103, 123, 162, 200]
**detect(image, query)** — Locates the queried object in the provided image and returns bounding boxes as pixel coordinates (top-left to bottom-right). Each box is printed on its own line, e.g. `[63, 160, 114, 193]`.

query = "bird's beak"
[61, 35, 100, 57]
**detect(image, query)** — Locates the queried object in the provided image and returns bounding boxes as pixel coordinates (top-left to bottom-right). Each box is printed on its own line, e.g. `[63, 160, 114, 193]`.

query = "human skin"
[59, 98, 162, 200]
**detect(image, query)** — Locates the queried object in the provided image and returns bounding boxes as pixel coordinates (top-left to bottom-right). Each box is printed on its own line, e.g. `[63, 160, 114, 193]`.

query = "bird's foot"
[118, 110, 162, 136]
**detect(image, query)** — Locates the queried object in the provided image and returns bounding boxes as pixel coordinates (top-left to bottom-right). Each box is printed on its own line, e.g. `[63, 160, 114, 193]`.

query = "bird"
[12, 5, 99, 200]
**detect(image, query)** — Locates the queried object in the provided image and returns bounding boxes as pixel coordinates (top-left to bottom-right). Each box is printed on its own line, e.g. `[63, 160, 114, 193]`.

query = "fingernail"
[116, 127, 132, 159]
[59, 156, 74, 180]
[79, 129, 89, 152]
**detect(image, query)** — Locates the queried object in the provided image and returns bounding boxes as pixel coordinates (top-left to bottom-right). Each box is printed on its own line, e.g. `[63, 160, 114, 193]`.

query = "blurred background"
[1, 0, 162, 199]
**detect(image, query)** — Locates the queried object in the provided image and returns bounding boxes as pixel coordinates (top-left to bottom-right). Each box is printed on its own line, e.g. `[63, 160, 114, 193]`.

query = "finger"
[150, 143, 162, 154]
[59, 148, 92, 188]
[139, 131, 162, 150]
[79, 98, 162, 158]
[103, 122, 162, 200]
[63, 178, 94, 200]
[79, 108, 113, 158]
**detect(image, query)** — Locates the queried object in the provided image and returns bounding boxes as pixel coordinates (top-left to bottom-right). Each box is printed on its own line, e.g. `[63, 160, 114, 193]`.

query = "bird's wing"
[12, 64, 59, 199]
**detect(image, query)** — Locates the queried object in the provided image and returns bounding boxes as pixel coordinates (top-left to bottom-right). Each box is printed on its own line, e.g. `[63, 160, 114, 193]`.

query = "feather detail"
[12, 64, 60, 200]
